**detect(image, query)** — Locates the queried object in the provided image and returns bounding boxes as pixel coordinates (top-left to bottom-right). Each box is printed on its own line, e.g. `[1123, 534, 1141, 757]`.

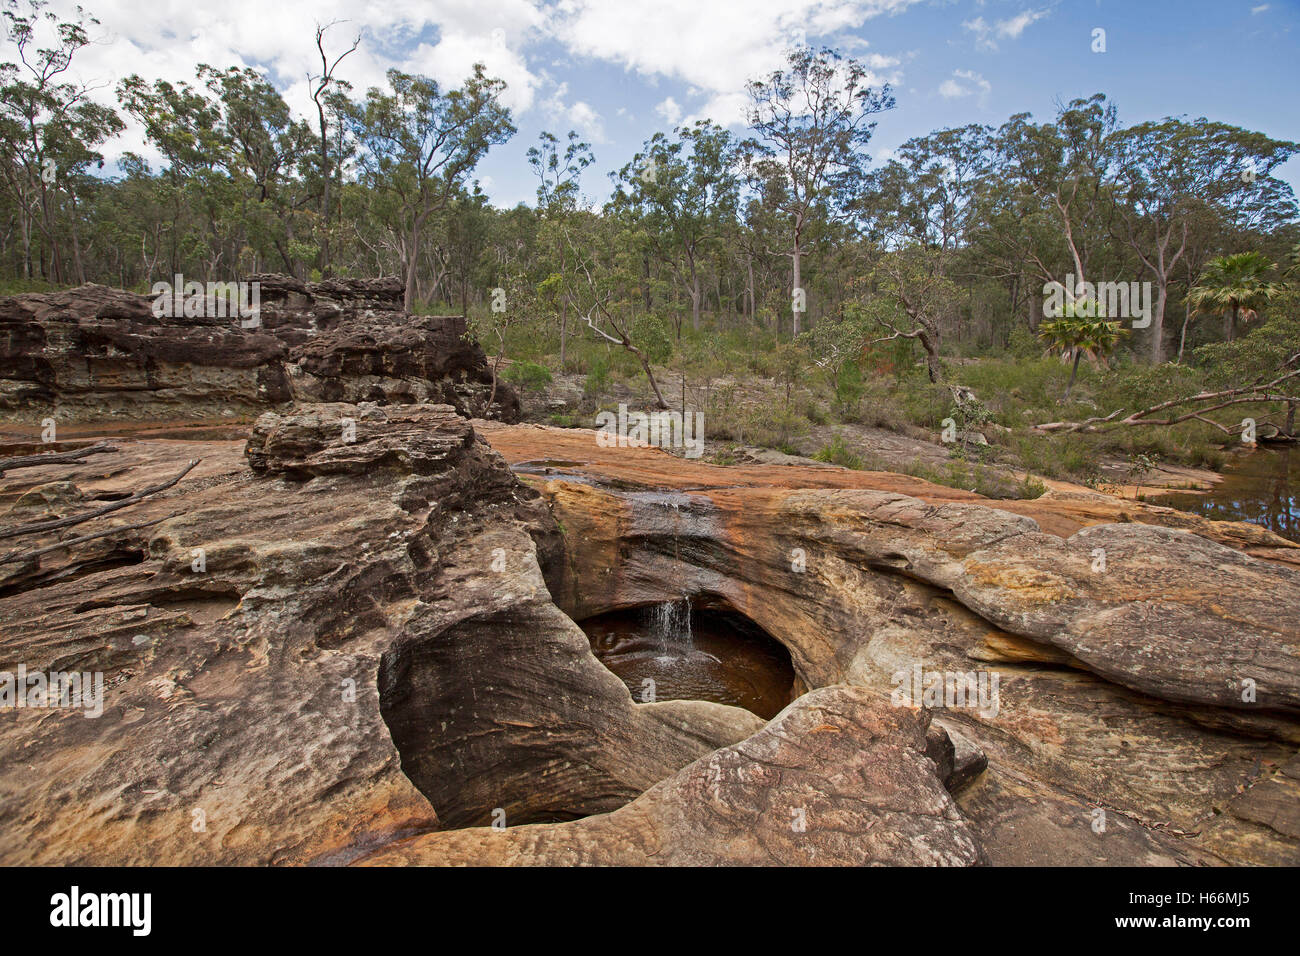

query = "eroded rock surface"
[0, 277, 518, 424]
[481, 423, 1300, 866]
[1, 407, 1297, 866]
[0, 404, 756, 863]
[359, 686, 985, 866]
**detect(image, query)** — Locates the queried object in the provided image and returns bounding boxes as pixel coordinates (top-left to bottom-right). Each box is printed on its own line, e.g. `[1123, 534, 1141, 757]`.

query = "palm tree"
[1039, 305, 1128, 400]
[1186, 251, 1286, 342]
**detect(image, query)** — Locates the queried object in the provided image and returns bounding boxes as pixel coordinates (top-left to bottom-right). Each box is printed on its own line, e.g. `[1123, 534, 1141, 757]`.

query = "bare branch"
[0, 441, 116, 475]
[0, 512, 176, 566]
[0, 459, 199, 541]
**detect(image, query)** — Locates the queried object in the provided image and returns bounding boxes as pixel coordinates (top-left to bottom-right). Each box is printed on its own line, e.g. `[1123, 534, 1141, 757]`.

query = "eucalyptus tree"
[0, 0, 123, 281]
[610, 120, 739, 334]
[1111, 118, 1299, 362]
[854, 125, 994, 382]
[308, 21, 359, 275]
[988, 94, 1122, 310]
[351, 65, 514, 310]
[745, 45, 894, 336]
[559, 210, 671, 408]
[527, 129, 593, 365]
[120, 65, 313, 277]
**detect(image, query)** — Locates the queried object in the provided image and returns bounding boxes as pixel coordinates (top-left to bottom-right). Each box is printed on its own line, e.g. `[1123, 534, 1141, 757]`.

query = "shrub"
[811, 436, 864, 469]
[504, 361, 553, 392]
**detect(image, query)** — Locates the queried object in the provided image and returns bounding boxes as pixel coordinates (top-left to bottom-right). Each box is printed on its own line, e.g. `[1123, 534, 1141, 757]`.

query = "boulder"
[358, 686, 986, 866]
[0, 277, 519, 424]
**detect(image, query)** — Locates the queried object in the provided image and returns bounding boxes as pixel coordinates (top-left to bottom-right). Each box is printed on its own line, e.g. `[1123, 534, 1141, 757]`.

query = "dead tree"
[1033, 354, 1300, 435]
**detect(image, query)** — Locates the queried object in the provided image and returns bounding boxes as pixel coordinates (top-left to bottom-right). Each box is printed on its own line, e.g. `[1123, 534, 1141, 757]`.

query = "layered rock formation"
[479, 423, 1300, 866]
[363, 685, 985, 866]
[0, 277, 518, 425]
[1, 399, 1298, 865]
[0, 405, 766, 864]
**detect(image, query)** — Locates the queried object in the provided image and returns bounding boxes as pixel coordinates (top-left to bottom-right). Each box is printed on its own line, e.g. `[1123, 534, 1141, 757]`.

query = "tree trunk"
[920, 329, 942, 384]
[1065, 350, 1082, 399]
[318, 113, 331, 275]
[403, 223, 420, 312]
[691, 271, 701, 331]
[626, 341, 668, 409]
[560, 298, 568, 370]
[746, 255, 756, 324]
[1151, 280, 1167, 364]
[790, 241, 802, 338]
[1177, 300, 1192, 364]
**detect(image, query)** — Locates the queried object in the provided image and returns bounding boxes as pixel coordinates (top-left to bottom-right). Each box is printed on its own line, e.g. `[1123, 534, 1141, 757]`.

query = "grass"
[446, 301, 1275, 488]
[812, 436, 864, 469]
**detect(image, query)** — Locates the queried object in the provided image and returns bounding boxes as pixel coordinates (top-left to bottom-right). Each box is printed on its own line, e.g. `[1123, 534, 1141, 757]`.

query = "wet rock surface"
[480, 423, 1300, 866]
[0, 406, 1297, 865]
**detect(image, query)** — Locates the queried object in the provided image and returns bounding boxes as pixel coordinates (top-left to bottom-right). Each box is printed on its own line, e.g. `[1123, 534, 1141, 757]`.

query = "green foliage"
[583, 354, 610, 395]
[1016, 474, 1048, 499]
[1187, 252, 1288, 332]
[503, 361, 553, 392]
[634, 312, 674, 365]
[1007, 326, 1040, 359]
[812, 435, 864, 469]
[1195, 291, 1300, 387]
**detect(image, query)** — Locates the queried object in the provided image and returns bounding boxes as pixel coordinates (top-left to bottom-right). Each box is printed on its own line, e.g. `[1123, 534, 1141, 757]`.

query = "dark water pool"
[579, 602, 796, 720]
[1150, 446, 1299, 543]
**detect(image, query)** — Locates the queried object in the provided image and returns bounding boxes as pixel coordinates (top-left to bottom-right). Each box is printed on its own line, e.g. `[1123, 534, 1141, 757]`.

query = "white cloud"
[654, 96, 684, 127]
[540, 81, 608, 142]
[997, 8, 1049, 39]
[938, 69, 990, 104]
[549, 0, 918, 124]
[963, 8, 1050, 51]
[566, 100, 606, 142]
[1252, 3, 1270, 13]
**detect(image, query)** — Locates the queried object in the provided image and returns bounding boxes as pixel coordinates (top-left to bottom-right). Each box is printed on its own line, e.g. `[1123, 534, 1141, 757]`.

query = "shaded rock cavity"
[376, 601, 764, 833]
[580, 601, 796, 720]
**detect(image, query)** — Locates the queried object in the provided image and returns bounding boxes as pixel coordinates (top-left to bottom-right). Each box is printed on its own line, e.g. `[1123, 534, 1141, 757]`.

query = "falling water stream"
[580, 603, 795, 720]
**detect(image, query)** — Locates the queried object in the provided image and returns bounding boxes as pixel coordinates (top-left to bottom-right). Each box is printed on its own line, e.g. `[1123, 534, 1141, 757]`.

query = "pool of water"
[580, 602, 796, 720]
[1151, 446, 1299, 542]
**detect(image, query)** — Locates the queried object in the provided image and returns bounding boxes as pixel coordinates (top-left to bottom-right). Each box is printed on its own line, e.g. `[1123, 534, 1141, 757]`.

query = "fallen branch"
[0, 512, 176, 565]
[0, 441, 117, 475]
[1033, 364, 1300, 434]
[0, 459, 199, 541]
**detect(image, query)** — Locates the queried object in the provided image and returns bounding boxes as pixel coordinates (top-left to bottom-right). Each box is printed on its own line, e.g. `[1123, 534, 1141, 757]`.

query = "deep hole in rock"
[579, 601, 796, 720]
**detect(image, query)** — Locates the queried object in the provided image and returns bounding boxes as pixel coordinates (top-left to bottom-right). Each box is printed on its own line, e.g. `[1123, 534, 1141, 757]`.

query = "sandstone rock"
[480, 423, 1300, 865]
[288, 313, 520, 421]
[357, 686, 986, 866]
[930, 718, 987, 792]
[2, 409, 1298, 867]
[0, 277, 518, 424]
[0, 404, 748, 864]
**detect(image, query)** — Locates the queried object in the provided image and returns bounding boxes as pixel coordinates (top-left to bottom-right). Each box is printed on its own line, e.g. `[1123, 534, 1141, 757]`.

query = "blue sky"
[43, 0, 1300, 209]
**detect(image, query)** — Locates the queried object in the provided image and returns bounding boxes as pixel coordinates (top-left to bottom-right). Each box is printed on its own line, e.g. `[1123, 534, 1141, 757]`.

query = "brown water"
[580, 603, 796, 720]
[1151, 446, 1299, 543]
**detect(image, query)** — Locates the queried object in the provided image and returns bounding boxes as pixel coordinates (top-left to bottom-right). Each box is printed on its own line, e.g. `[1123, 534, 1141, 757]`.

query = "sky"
[29, 0, 1300, 209]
